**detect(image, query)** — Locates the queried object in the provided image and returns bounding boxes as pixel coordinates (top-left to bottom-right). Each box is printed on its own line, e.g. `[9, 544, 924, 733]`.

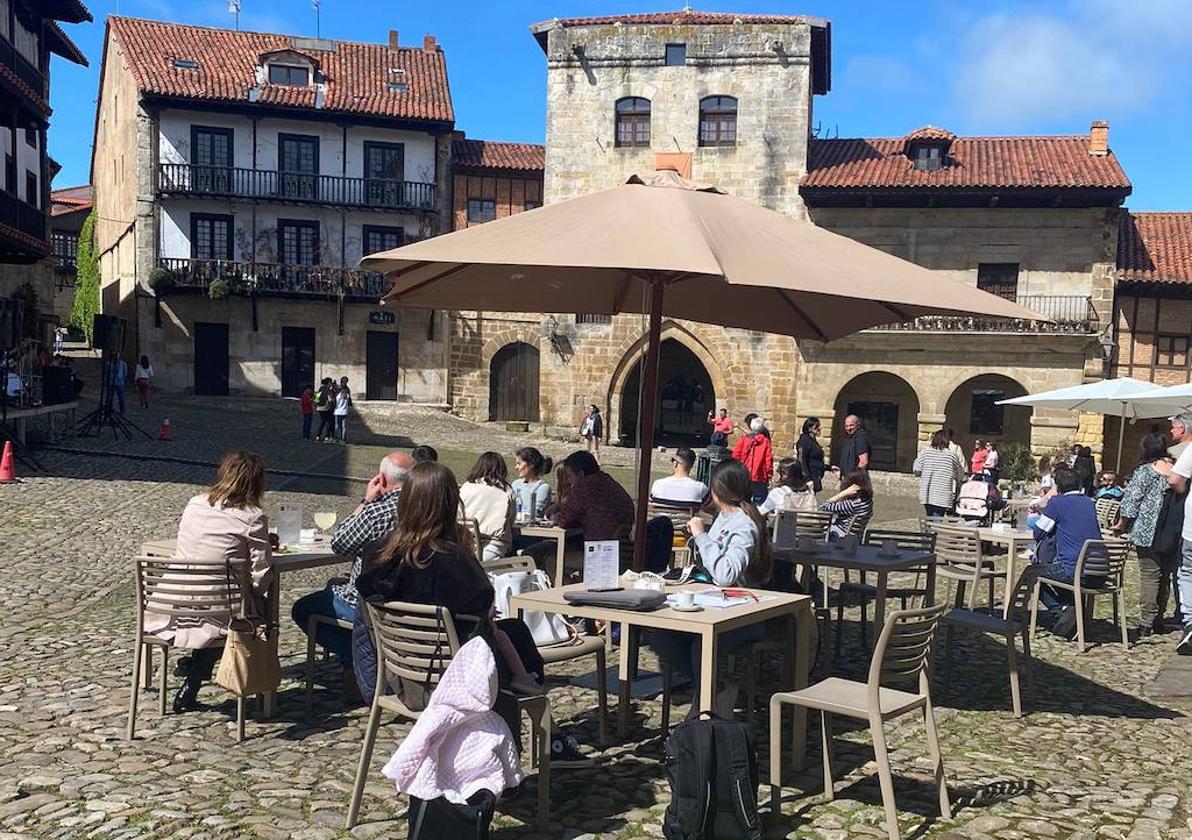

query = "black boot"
[172, 677, 202, 713]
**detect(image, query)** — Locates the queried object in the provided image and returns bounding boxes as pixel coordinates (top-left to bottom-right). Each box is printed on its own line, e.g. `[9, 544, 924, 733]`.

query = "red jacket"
[733, 433, 773, 483]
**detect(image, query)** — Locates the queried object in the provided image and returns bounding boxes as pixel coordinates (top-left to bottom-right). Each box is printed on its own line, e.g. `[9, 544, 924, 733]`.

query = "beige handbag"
[215, 616, 281, 697]
[214, 559, 280, 697]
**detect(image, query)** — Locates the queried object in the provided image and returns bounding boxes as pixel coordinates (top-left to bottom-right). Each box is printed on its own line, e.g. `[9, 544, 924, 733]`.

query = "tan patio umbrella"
[362, 171, 1045, 571]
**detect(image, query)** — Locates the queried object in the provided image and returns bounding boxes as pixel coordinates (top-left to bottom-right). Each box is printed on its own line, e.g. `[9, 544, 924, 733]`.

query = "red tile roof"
[452, 139, 544, 172]
[0, 62, 50, 115]
[108, 17, 453, 124]
[1117, 212, 1192, 286]
[802, 134, 1131, 191]
[51, 185, 93, 217]
[532, 10, 822, 28]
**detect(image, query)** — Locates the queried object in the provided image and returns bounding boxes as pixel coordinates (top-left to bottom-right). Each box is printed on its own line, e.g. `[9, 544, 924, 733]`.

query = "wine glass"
[313, 511, 337, 540]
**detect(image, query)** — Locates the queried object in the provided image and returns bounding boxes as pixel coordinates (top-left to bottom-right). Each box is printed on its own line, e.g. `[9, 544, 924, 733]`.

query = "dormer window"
[268, 64, 310, 86]
[903, 126, 955, 172]
[914, 145, 942, 171]
[388, 68, 408, 92]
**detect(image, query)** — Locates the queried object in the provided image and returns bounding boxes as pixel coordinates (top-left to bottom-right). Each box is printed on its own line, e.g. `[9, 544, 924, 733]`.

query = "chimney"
[1089, 120, 1109, 156]
[423, 34, 437, 51]
[388, 29, 399, 50]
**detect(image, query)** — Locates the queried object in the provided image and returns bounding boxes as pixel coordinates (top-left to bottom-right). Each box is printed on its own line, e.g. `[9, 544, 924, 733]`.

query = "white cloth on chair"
[381, 636, 524, 804]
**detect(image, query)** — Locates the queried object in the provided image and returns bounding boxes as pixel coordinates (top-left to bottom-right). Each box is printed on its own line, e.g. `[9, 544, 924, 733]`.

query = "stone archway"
[944, 373, 1030, 456]
[608, 325, 726, 447]
[831, 371, 921, 472]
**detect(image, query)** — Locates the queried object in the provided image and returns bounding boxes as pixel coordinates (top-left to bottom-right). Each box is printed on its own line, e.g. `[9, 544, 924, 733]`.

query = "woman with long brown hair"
[459, 451, 516, 561]
[147, 450, 273, 713]
[650, 458, 772, 717]
[354, 461, 547, 697]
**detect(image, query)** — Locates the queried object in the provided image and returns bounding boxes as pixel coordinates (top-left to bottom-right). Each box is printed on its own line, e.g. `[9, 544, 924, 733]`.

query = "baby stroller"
[955, 474, 1005, 526]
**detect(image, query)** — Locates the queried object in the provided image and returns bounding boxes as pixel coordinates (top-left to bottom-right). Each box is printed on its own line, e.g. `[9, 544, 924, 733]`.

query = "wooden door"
[194, 322, 229, 396]
[489, 342, 539, 421]
[281, 327, 315, 398]
[366, 330, 399, 401]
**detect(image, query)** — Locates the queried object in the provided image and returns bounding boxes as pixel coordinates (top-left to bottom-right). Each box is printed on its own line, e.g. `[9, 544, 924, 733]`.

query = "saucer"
[672, 604, 704, 612]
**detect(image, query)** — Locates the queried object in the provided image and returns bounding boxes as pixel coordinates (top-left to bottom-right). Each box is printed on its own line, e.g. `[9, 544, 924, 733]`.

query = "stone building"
[446, 10, 1132, 472]
[45, 184, 90, 325]
[91, 17, 455, 399]
[1108, 211, 1192, 470]
[0, 0, 89, 347]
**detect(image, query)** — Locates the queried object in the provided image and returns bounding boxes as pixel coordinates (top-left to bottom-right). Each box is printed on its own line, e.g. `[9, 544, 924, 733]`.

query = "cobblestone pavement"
[1, 395, 1189, 839]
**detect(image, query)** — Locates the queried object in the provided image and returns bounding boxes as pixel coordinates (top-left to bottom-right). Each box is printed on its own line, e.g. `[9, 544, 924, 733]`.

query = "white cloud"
[952, 1, 1192, 128]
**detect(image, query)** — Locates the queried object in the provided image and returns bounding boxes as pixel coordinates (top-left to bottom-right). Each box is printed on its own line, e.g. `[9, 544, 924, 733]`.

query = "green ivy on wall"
[69, 211, 99, 343]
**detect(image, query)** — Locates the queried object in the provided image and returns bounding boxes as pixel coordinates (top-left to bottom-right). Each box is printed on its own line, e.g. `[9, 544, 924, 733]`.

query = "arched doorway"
[489, 342, 540, 422]
[832, 372, 920, 472]
[620, 339, 715, 446]
[944, 374, 1029, 456]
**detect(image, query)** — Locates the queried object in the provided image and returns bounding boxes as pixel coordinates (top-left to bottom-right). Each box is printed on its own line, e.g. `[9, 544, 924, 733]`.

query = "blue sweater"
[1033, 491, 1101, 576]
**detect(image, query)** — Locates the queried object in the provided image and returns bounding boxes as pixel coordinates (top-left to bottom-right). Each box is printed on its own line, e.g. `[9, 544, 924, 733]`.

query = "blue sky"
[51, 0, 1192, 210]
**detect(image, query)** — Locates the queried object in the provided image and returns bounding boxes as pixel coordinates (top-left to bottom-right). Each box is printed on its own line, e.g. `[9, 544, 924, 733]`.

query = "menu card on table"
[583, 540, 620, 589]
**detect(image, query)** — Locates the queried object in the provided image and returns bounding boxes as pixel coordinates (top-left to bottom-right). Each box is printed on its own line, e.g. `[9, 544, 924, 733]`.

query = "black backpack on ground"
[662, 712, 762, 840]
[408, 790, 497, 840]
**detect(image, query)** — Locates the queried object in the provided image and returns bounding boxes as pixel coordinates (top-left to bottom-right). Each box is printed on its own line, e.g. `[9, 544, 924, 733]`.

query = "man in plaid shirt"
[291, 452, 413, 695]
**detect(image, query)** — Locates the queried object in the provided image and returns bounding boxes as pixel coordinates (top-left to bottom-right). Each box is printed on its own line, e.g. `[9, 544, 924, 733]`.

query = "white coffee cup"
[298, 528, 316, 544]
[674, 590, 696, 609]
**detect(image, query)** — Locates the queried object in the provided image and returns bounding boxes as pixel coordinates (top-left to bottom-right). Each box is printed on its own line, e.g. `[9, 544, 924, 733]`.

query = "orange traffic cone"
[0, 441, 17, 483]
[159, 418, 173, 441]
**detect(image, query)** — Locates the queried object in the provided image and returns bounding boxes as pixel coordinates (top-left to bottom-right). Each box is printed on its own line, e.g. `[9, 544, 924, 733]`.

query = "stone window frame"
[664, 43, 686, 66]
[698, 96, 738, 147]
[614, 97, 651, 148]
[976, 262, 1020, 301]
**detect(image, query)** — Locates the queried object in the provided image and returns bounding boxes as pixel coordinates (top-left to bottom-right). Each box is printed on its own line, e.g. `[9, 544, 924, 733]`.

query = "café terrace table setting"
[510, 519, 582, 585]
[772, 536, 938, 635]
[508, 581, 817, 766]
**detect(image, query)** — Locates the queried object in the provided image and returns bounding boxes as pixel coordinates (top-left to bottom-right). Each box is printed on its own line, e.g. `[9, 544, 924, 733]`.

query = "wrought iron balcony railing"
[868, 294, 1098, 334]
[157, 163, 437, 212]
[155, 257, 390, 301]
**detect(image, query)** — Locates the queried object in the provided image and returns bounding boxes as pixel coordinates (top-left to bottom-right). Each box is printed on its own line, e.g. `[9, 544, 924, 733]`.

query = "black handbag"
[408, 791, 497, 840]
[1152, 488, 1185, 556]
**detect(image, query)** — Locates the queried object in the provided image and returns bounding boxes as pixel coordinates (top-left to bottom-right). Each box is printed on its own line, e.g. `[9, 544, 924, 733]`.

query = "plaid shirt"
[330, 489, 400, 606]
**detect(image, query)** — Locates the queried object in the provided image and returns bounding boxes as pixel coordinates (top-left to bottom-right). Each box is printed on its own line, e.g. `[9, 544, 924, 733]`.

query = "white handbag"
[490, 569, 575, 647]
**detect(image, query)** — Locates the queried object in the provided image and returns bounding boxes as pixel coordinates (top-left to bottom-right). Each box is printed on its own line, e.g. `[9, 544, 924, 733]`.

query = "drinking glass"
[313, 511, 337, 537]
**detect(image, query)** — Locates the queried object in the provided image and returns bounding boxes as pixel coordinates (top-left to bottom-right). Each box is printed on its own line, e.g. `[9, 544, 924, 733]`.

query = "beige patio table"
[508, 583, 816, 767]
[975, 526, 1034, 617]
[139, 537, 350, 716]
[511, 522, 582, 585]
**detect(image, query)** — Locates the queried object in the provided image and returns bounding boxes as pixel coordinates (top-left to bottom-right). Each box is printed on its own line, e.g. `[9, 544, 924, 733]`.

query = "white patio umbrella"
[1122, 382, 1192, 416]
[997, 377, 1174, 469]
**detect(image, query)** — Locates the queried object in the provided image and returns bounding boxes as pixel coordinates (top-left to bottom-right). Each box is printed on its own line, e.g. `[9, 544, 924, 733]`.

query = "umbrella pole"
[632, 277, 665, 573]
[1116, 410, 1126, 472]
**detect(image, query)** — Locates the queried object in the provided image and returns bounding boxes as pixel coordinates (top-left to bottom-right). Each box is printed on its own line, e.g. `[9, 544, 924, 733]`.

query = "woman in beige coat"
[145, 450, 273, 712]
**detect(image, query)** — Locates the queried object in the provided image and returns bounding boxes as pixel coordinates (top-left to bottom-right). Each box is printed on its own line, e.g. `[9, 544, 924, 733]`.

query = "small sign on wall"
[369, 310, 395, 326]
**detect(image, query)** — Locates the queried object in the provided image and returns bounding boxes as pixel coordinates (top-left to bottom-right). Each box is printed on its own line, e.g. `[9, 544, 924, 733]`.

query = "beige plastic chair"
[127, 556, 251, 742]
[931, 524, 1005, 610]
[1029, 537, 1130, 651]
[481, 555, 609, 744]
[769, 603, 951, 840]
[836, 529, 937, 649]
[942, 564, 1040, 717]
[345, 601, 552, 831]
[1094, 498, 1122, 537]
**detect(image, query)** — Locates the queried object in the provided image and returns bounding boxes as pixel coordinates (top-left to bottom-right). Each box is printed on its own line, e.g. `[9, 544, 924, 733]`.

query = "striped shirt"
[822, 496, 874, 539]
[913, 446, 965, 509]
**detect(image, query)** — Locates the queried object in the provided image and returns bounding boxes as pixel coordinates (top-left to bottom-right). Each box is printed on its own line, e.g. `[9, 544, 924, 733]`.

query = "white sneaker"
[1178, 626, 1192, 656]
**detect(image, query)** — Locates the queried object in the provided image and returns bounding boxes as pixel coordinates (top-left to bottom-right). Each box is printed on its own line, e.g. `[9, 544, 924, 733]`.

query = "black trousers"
[183, 647, 222, 681]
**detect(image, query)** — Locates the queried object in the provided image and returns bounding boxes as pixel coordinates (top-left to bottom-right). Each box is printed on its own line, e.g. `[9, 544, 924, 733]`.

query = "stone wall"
[542, 20, 815, 215]
[139, 293, 448, 401]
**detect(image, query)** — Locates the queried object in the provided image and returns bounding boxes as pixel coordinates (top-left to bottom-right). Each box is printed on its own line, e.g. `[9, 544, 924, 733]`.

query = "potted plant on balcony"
[208, 276, 232, 300]
[148, 266, 174, 292]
